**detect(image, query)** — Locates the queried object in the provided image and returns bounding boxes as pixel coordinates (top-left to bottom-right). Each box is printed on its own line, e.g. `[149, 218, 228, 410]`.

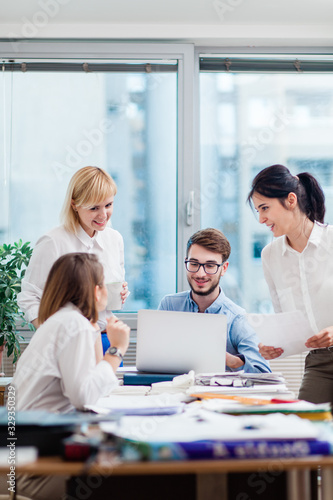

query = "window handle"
[186, 191, 194, 226]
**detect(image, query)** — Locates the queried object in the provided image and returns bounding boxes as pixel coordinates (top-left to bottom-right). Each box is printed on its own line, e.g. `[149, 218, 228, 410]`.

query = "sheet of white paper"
[85, 393, 186, 415]
[246, 311, 313, 358]
[0, 446, 38, 466]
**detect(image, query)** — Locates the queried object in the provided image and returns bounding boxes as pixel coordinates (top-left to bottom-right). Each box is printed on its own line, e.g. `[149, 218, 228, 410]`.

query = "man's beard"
[188, 278, 220, 296]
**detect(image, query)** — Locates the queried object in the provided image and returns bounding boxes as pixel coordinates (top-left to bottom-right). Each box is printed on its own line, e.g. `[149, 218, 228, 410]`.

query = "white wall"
[1, 0, 333, 47]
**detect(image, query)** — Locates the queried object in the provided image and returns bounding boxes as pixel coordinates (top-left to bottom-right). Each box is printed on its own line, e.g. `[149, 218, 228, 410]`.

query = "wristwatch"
[106, 346, 123, 361]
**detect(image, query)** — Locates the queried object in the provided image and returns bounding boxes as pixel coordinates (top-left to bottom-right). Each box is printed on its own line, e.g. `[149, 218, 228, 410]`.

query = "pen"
[190, 393, 272, 405]
[270, 398, 299, 404]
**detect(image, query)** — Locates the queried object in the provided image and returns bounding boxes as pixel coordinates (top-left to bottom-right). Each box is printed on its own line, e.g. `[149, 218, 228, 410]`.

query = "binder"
[123, 372, 178, 386]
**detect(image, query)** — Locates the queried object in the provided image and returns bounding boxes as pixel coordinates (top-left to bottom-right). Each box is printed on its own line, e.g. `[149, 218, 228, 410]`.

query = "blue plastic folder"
[123, 372, 178, 386]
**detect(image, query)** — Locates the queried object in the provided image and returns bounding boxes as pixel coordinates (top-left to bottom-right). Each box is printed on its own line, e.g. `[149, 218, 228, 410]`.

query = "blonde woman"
[18, 166, 128, 353]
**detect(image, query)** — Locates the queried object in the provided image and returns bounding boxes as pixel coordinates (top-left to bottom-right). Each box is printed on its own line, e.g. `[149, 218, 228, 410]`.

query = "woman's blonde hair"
[38, 253, 104, 325]
[61, 166, 117, 234]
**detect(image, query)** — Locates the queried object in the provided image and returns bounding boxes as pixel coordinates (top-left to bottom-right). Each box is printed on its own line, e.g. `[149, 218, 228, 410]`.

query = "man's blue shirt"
[158, 289, 271, 373]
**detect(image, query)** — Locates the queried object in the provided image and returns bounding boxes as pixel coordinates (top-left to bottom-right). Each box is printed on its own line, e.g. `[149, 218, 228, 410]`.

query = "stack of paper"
[195, 372, 286, 387]
[101, 409, 333, 461]
[187, 383, 295, 401]
[199, 398, 332, 422]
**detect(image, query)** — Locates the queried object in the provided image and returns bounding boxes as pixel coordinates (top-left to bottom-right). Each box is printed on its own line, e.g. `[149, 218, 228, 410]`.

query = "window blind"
[200, 57, 333, 73]
[269, 353, 307, 397]
[1, 61, 178, 73]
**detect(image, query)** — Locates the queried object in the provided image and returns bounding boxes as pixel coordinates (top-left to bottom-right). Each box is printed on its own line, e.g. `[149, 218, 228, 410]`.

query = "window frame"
[0, 40, 200, 322]
[2, 41, 333, 385]
[196, 45, 333, 396]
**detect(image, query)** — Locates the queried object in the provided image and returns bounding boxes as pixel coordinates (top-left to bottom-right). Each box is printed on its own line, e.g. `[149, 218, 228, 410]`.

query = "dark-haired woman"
[248, 164, 333, 405]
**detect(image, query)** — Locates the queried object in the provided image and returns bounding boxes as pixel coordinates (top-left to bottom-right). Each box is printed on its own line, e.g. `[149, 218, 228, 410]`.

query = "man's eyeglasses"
[184, 260, 224, 275]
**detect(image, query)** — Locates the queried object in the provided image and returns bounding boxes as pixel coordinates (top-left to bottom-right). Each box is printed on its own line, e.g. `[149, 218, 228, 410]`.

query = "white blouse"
[18, 224, 125, 327]
[262, 222, 333, 334]
[13, 303, 119, 413]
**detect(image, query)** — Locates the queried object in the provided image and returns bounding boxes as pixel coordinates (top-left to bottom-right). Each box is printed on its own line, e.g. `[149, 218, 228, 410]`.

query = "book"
[190, 393, 332, 422]
[119, 436, 332, 461]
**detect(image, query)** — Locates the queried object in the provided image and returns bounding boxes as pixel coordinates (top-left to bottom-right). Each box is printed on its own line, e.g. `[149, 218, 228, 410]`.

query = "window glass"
[200, 72, 333, 312]
[0, 69, 177, 311]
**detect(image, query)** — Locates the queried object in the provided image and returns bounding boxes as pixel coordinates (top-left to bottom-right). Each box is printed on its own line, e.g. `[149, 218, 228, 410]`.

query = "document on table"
[246, 310, 313, 358]
[187, 384, 288, 393]
[85, 393, 186, 416]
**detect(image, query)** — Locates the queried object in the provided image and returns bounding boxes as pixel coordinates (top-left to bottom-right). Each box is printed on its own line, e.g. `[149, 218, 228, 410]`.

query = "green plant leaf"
[0, 240, 33, 364]
[6, 343, 14, 357]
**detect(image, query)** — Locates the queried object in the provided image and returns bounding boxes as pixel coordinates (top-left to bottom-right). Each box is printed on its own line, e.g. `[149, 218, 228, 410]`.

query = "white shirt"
[18, 224, 125, 326]
[13, 303, 119, 412]
[262, 222, 333, 334]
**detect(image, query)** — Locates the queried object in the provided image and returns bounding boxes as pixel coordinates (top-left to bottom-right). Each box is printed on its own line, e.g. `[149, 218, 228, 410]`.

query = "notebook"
[136, 309, 227, 374]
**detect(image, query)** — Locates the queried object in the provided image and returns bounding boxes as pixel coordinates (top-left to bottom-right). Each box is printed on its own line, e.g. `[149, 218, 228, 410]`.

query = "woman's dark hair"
[38, 253, 104, 324]
[247, 164, 326, 223]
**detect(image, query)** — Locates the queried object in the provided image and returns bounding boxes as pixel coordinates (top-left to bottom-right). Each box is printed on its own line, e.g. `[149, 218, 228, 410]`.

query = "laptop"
[136, 309, 227, 374]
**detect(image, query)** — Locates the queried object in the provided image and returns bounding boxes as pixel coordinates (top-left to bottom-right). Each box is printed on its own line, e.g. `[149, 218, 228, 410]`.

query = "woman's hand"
[258, 342, 284, 360]
[305, 326, 333, 349]
[106, 315, 130, 354]
[121, 281, 130, 304]
[31, 318, 40, 329]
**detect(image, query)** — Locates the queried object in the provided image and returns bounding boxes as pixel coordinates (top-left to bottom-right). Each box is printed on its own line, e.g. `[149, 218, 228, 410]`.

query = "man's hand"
[226, 352, 244, 370]
[305, 326, 333, 349]
[258, 342, 284, 360]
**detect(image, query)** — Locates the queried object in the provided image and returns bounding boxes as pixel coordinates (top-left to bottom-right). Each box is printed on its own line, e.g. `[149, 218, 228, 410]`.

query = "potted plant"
[0, 240, 33, 366]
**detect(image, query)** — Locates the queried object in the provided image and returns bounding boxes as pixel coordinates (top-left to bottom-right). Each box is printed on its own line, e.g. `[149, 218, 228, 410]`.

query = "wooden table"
[2, 455, 333, 500]
[0, 377, 12, 406]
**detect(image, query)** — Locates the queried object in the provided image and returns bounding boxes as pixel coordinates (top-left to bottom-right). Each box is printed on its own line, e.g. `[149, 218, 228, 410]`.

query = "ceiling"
[1, 0, 333, 46]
